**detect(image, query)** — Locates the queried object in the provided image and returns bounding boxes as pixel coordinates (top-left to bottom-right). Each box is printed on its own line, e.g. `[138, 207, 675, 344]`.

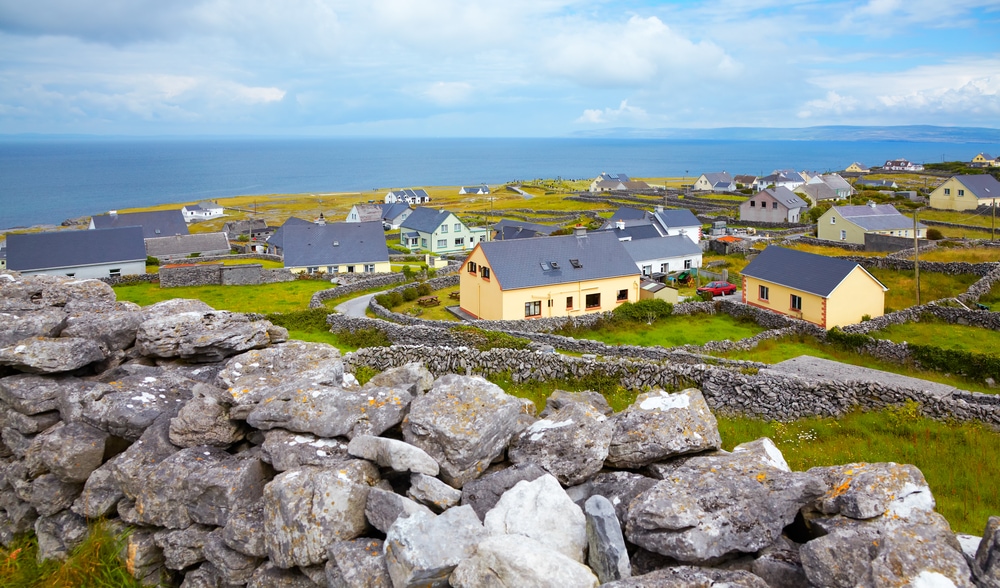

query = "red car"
[697, 281, 738, 296]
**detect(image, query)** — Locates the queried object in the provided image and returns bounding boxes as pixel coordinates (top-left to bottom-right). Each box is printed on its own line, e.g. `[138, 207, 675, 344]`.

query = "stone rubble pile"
[0, 271, 998, 587]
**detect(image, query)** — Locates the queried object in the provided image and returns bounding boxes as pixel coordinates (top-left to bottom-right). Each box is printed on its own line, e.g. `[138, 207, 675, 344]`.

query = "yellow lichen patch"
[756, 472, 767, 483]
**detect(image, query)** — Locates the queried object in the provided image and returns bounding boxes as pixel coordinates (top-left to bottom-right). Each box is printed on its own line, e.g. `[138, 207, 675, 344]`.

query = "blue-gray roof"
[609, 207, 649, 222]
[7, 227, 146, 271]
[653, 209, 701, 229]
[742, 246, 885, 298]
[598, 224, 663, 241]
[760, 187, 808, 209]
[493, 219, 557, 240]
[146, 232, 231, 258]
[281, 222, 388, 267]
[267, 217, 314, 250]
[186, 201, 222, 211]
[381, 203, 411, 220]
[477, 231, 639, 290]
[953, 175, 1000, 200]
[91, 210, 189, 239]
[400, 208, 454, 233]
[622, 235, 702, 263]
[388, 189, 430, 200]
[835, 204, 925, 231]
[598, 173, 630, 182]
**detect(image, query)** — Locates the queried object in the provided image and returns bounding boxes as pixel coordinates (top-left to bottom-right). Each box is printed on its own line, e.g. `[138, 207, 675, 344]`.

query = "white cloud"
[421, 82, 473, 106]
[543, 15, 738, 88]
[575, 99, 647, 124]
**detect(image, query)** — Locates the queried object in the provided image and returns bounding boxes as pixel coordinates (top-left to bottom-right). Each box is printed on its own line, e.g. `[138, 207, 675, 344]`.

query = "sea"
[1, 137, 997, 230]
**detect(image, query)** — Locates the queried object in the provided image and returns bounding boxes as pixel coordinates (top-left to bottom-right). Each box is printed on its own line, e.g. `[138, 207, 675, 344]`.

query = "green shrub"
[927, 228, 944, 240]
[145, 256, 160, 266]
[353, 365, 379, 385]
[388, 243, 411, 254]
[336, 327, 392, 348]
[416, 283, 432, 296]
[826, 327, 874, 350]
[188, 252, 201, 258]
[909, 344, 1000, 383]
[451, 326, 530, 351]
[401, 265, 416, 280]
[265, 308, 330, 332]
[612, 299, 674, 322]
[401, 287, 419, 302]
[698, 290, 714, 302]
[375, 291, 404, 309]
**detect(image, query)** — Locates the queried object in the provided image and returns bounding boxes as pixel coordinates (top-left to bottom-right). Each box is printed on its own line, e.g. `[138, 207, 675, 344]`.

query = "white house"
[6, 227, 147, 279]
[181, 202, 224, 222]
[692, 172, 735, 192]
[740, 187, 808, 223]
[459, 185, 490, 195]
[385, 189, 431, 205]
[883, 159, 924, 172]
[399, 208, 490, 254]
[622, 235, 703, 277]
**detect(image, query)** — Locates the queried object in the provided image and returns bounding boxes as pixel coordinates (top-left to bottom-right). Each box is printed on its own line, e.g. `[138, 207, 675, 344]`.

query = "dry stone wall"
[159, 264, 295, 288]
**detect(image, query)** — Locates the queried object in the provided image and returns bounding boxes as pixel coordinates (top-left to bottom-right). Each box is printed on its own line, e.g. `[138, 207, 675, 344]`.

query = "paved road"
[335, 293, 375, 318]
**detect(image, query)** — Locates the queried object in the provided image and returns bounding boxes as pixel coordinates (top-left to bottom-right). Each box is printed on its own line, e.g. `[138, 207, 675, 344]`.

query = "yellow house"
[845, 162, 870, 174]
[817, 203, 926, 245]
[741, 246, 887, 328]
[929, 175, 1000, 211]
[459, 231, 641, 321]
[972, 153, 996, 167]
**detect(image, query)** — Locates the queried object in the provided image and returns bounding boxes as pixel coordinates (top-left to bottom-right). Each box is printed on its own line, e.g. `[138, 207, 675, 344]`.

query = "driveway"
[335, 293, 375, 318]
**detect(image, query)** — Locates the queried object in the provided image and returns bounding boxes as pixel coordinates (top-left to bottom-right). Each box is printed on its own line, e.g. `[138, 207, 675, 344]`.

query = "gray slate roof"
[91, 210, 189, 239]
[493, 219, 557, 240]
[282, 221, 389, 267]
[742, 245, 885, 298]
[762, 187, 808, 209]
[835, 204, 925, 231]
[7, 227, 146, 271]
[146, 232, 230, 257]
[597, 173, 630, 182]
[186, 201, 222, 211]
[400, 207, 454, 234]
[350, 204, 384, 222]
[653, 209, 701, 229]
[381, 203, 411, 221]
[797, 183, 839, 202]
[601, 224, 664, 241]
[608, 207, 650, 222]
[701, 172, 733, 186]
[953, 175, 1000, 200]
[477, 231, 638, 290]
[267, 217, 313, 250]
[622, 235, 702, 263]
[387, 189, 430, 200]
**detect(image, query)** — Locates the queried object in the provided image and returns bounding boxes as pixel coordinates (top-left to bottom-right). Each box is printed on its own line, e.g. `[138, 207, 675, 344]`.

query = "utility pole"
[914, 208, 921, 307]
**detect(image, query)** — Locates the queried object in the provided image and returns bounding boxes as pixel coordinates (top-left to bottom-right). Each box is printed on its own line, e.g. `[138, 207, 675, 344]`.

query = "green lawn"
[114, 280, 334, 314]
[715, 333, 997, 394]
[911, 246, 1000, 263]
[873, 318, 1000, 354]
[391, 284, 462, 321]
[562, 313, 767, 348]
[869, 268, 979, 312]
[719, 409, 1000, 535]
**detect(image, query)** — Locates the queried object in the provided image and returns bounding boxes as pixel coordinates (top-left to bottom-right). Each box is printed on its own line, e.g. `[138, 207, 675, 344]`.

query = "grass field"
[559, 313, 767, 348]
[872, 317, 1000, 354]
[391, 284, 462, 321]
[908, 208, 1000, 230]
[869, 268, 979, 312]
[780, 242, 885, 257]
[113, 279, 334, 314]
[910, 246, 1000, 263]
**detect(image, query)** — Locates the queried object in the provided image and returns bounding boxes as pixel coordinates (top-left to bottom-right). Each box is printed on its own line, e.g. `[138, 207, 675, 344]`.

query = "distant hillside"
[571, 125, 1000, 143]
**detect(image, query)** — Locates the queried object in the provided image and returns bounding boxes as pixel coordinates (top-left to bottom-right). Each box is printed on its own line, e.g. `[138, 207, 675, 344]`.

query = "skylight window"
[540, 262, 551, 271]
[570, 259, 582, 269]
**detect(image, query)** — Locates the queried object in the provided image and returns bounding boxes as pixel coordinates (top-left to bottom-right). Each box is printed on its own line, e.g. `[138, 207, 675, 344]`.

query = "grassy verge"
[556, 313, 766, 348]
[869, 268, 979, 313]
[910, 246, 1000, 263]
[114, 280, 334, 314]
[0, 522, 142, 587]
[872, 316, 1000, 354]
[718, 408, 1000, 535]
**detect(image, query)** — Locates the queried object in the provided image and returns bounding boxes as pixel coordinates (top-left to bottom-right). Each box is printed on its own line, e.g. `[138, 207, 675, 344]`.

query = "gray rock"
[248, 562, 321, 588]
[223, 499, 268, 558]
[0, 337, 105, 374]
[460, 462, 548, 520]
[25, 421, 108, 483]
[566, 471, 657, 527]
[540, 389, 613, 418]
[110, 414, 180, 500]
[407, 473, 461, 513]
[585, 494, 630, 583]
[348, 435, 439, 476]
[80, 369, 199, 441]
[71, 459, 123, 519]
[34, 509, 88, 562]
[260, 429, 350, 471]
[484, 474, 587, 563]
[179, 562, 226, 588]
[0, 308, 67, 347]
[141, 298, 216, 322]
[20, 473, 83, 517]
[1, 426, 34, 459]
[808, 462, 936, 520]
[450, 534, 599, 588]
[976, 516, 1000, 587]
[133, 447, 268, 529]
[154, 524, 213, 570]
[365, 487, 434, 534]
[751, 536, 809, 588]
[169, 393, 244, 448]
[3, 407, 61, 435]
[121, 527, 171, 587]
[203, 528, 262, 585]
[263, 465, 374, 568]
[364, 362, 434, 396]
[602, 566, 770, 587]
[136, 311, 278, 363]
[246, 382, 412, 439]
[402, 374, 524, 488]
[0, 373, 79, 415]
[325, 538, 391, 588]
[508, 401, 612, 486]
[0, 488, 37, 536]
[384, 505, 486, 588]
[606, 388, 722, 468]
[218, 341, 345, 402]
[116, 498, 142, 526]
[0, 274, 117, 313]
[61, 309, 142, 353]
[625, 451, 824, 564]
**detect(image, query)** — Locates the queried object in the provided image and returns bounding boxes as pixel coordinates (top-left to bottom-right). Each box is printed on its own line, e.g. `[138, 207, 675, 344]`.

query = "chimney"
[616, 220, 625, 230]
[574, 225, 587, 236]
[317, 213, 326, 225]
[109, 210, 117, 216]
[655, 205, 663, 212]
[867, 200, 876, 208]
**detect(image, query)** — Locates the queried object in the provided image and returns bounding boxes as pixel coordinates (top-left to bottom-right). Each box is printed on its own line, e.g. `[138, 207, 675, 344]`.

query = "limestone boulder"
[154, 524, 213, 570]
[34, 509, 89, 562]
[585, 494, 630, 584]
[625, 449, 825, 564]
[450, 534, 599, 588]
[384, 505, 486, 588]
[80, 369, 199, 441]
[140, 298, 215, 322]
[484, 474, 588, 563]
[218, 341, 345, 403]
[460, 462, 548, 520]
[0, 373, 78, 415]
[602, 566, 769, 587]
[402, 374, 525, 488]
[975, 516, 1000, 587]
[223, 499, 268, 558]
[109, 415, 180, 500]
[169, 392, 244, 448]
[263, 465, 375, 568]
[0, 337, 105, 374]
[0, 274, 117, 313]
[539, 389, 613, 418]
[61, 309, 143, 354]
[203, 528, 262, 585]
[0, 308, 67, 347]
[407, 473, 461, 513]
[508, 401, 612, 486]
[750, 536, 809, 588]
[260, 429, 350, 472]
[364, 362, 434, 396]
[347, 435, 439, 476]
[808, 462, 936, 520]
[248, 562, 321, 588]
[606, 388, 722, 468]
[135, 311, 278, 363]
[364, 487, 434, 534]
[325, 538, 391, 588]
[566, 471, 657, 527]
[71, 458, 123, 519]
[24, 421, 108, 483]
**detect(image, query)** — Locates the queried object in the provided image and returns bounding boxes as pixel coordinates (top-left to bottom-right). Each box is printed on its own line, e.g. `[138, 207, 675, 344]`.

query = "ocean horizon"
[1, 137, 996, 230]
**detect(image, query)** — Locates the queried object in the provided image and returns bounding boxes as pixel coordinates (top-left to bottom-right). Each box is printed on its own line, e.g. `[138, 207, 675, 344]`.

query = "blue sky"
[1, 0, 998, 137]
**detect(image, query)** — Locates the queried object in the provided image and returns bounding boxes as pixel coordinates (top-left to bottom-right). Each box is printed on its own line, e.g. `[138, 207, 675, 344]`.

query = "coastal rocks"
[402, 374, 525, 488]
[135, 311, 281, 363]
[605, 388, 721, 468]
